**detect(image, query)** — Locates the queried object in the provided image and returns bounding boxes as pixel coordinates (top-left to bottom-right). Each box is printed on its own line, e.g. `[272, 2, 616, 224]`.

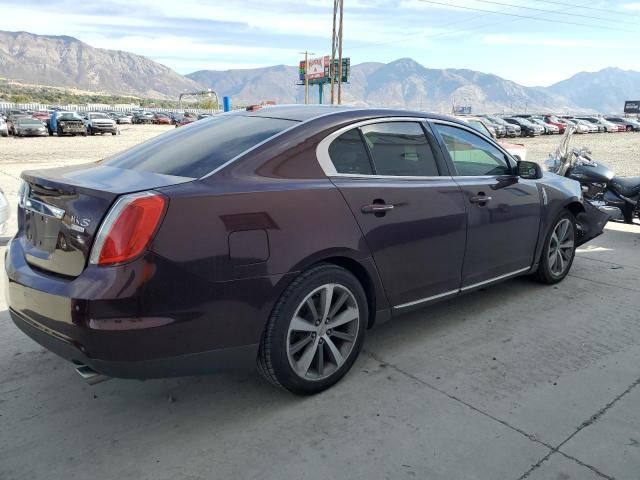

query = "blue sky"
[1, 0, 639, 86]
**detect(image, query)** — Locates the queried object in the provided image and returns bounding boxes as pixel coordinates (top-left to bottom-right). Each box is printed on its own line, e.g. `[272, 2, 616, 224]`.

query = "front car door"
[430, 121, 541, 289]
[316, 118, 467, 309]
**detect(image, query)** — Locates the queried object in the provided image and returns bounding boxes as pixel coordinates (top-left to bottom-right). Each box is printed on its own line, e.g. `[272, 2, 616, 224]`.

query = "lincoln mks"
[5, 106, 608, 394]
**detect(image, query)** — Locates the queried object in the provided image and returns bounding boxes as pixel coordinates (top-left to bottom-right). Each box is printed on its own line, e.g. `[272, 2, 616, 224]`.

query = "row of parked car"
[473, 114, 640, 138]
[0, 109, 215, 137]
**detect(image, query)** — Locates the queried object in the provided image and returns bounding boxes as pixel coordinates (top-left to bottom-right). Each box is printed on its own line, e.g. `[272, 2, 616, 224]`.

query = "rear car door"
[317, 118, 467, 309]
[430, 121, 541, 289]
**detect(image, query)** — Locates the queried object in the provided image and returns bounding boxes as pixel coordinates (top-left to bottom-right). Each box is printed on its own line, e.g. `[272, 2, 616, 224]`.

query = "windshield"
[486, 116, 509, 126]
[467, 120, 492, 137]
[104, 114, 297, 178]
[516, 118, 534, 127]
[90, 113, 109, 119]
[59, 113, 82, 120]
[18, 118, 43, 125]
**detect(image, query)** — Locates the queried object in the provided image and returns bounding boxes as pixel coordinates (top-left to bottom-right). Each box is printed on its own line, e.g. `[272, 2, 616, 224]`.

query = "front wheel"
[536, 212, 576, 284]
[258, 264, 368, 395]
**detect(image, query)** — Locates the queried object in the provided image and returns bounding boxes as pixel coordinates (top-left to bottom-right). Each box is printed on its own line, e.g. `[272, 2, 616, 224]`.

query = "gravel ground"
[518, 131, 640, 176]
[1, 124, 640, 480]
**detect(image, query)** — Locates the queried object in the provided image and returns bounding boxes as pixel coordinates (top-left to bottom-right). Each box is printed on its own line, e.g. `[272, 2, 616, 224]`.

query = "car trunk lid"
[19, 163, 191, 277]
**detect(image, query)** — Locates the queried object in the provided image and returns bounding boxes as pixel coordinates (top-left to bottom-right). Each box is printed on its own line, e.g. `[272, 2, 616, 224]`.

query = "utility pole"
[299, 50, 314, 104]
[330, 0, 344, 105]
[337, 0, 344, 104]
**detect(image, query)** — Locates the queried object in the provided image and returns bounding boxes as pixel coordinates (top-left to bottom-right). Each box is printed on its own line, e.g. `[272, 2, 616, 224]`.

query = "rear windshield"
[19, 118, 43, 124]
[104, 114, 297, 178]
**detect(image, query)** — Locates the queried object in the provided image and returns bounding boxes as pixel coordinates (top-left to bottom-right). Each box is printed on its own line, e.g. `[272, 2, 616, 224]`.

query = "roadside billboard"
[624, 101, 640, 114]
[304, 56, 330, 80]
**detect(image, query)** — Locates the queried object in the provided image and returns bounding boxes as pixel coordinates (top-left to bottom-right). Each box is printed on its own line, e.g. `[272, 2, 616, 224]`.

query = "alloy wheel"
[547, 218, 575, 277]
[286, 283, 360, 381]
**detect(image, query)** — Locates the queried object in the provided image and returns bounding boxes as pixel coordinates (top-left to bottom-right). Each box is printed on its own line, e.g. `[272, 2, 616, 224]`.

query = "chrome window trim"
[428, 119, 518, 172]
[201, 108, 373, 179]
[316, 116, 436, 178]
[393, 266, 531, 310]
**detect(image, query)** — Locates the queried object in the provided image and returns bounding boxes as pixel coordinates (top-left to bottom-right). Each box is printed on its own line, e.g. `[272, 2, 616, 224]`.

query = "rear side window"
[328, 129, 374, 175]
[360, 122, 439, 176]
[104, 115, 296, 178]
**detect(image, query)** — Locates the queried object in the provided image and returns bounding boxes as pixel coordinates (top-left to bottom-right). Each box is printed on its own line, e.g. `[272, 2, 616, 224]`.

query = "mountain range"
[0, 30, 637, 113]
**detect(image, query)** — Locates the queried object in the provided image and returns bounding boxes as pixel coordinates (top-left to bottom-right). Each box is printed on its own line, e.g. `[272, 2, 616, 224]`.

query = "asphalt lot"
[0, 126, 639, 480]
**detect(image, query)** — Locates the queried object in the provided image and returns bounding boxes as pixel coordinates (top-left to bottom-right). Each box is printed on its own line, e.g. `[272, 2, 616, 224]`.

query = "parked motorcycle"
[545, 127, 638, 223]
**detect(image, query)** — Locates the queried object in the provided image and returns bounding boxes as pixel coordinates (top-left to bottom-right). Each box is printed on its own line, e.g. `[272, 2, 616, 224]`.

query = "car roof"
[230, 104, 462, 125]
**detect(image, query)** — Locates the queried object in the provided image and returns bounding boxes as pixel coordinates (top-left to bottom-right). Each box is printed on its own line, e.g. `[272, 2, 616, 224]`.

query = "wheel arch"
[282, 249, 388, 329]
[313, 256, 378, 328]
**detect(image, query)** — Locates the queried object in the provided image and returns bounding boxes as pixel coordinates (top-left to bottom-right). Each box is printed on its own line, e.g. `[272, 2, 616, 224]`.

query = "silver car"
[0, 118, 8, 137]
[13, 118, 48, 137]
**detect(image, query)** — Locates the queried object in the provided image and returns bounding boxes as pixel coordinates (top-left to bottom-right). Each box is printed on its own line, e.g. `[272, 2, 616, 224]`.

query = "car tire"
[626, 126, 632, 132]
[111, 132, 117, 136]
[57, 127, 63, 137]
[535, 212, 576, 284]
[258, 264, 368, 395]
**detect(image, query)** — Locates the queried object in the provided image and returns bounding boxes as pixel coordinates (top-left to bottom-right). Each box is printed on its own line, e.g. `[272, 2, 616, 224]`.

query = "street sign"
[453, 106, 472, 115]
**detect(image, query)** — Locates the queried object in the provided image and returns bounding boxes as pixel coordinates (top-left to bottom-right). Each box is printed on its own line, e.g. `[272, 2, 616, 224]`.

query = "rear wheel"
[627, 126, 632, 132]
[536, 212, 576, 284]
[258, 264, 367, 395]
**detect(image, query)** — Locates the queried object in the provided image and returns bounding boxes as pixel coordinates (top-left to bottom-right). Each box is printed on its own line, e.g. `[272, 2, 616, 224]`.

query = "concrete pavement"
[1, 221, 639, 480]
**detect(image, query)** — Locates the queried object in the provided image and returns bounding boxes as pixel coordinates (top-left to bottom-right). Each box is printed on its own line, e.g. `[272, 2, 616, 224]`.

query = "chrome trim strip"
[393, 289, 459, 310]
[330, 174, 445, 180]
[24, 198, 65, 219]
[316, 117, 429, 177]
[460, 267, 531, 292]
[393, 266, 531, 309]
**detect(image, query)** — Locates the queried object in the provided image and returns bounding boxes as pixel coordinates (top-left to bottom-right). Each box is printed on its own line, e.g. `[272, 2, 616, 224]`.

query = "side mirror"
[517, 160, 543, 179]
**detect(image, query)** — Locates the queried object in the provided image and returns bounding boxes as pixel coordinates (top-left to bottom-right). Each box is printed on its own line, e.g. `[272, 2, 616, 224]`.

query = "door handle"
[361, 204, 395, 214]
[469, 194, 492, 204]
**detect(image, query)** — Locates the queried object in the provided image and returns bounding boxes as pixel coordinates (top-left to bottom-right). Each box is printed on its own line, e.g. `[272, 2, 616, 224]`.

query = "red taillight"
[90, 192, 167, 266]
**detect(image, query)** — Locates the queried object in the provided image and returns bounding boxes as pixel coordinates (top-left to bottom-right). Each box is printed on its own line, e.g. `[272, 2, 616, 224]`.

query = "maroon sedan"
[153, 113, 172, 125]
[5, 106, 608, 394]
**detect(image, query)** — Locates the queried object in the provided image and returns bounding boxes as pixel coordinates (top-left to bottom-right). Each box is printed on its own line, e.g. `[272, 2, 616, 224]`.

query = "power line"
[472, 0, 640, 26]
[531, 0, 640, 17]
[413, 0, 637, 32]
[348, 0, 613, 51]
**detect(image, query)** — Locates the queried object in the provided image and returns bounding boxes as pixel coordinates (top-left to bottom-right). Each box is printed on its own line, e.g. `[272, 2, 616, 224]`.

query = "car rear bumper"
[10, 308, 258, 378]
[4, 237, 284, 379]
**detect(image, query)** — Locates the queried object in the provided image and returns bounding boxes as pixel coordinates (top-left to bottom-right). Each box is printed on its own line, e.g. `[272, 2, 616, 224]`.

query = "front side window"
[360, 122, 439, 176]
[434, 124, 511, 176]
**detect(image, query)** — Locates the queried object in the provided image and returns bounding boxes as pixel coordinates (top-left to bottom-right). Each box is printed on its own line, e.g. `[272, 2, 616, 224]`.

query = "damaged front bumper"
[575, 200, 619, 246]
